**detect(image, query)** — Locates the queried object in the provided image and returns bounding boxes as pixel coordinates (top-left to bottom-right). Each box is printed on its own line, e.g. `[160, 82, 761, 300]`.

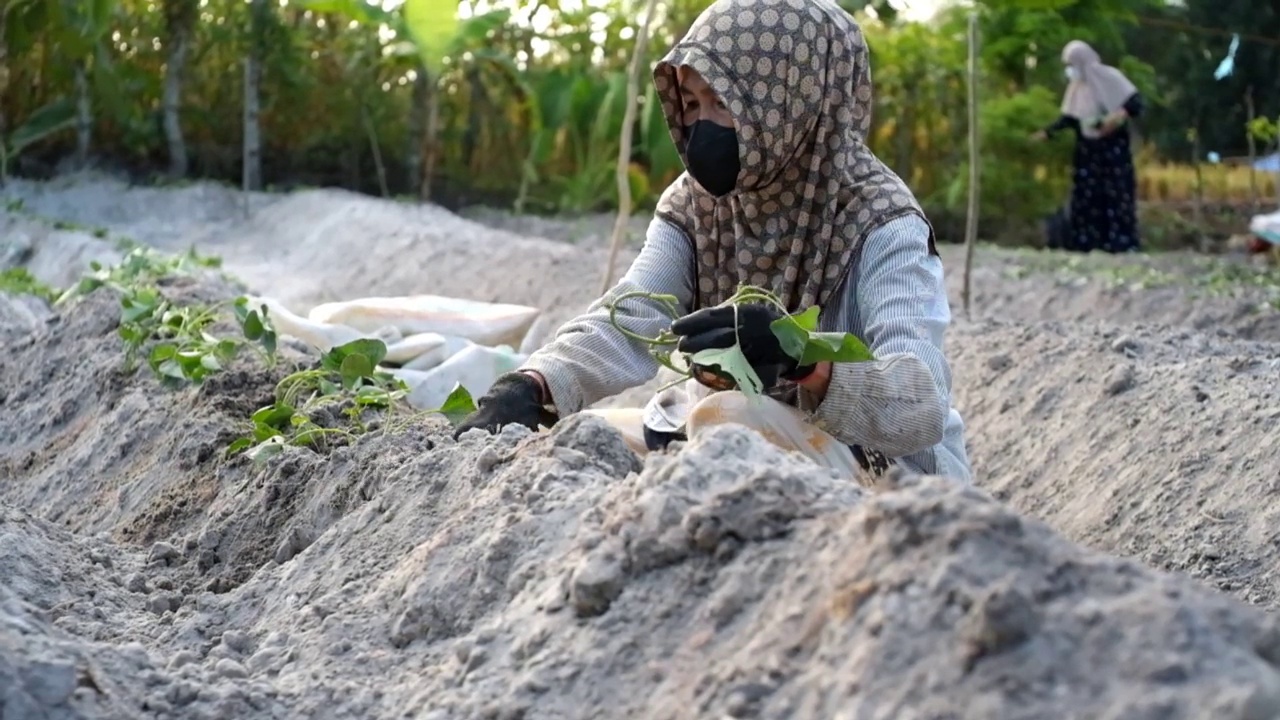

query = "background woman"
[1034, 40, 1145, 254]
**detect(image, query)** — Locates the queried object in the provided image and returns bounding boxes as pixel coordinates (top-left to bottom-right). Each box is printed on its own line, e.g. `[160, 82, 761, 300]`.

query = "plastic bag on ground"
[630, 382, 862, 478]
[399, 334, 474, 371]
[308, 295, 540, 347]
[391, 343, 526, 411]
[245, 296, 400, 352]
[1249, 208, 1280, 246]
[383, 332, 450, 365]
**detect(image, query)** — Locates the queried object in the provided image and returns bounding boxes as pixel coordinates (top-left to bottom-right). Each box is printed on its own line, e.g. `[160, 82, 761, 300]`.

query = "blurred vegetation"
[0, 0, 1277, 243]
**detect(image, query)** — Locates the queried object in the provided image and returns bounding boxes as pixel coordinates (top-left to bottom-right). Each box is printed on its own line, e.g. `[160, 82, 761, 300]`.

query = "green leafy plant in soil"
[55, 247, 277, 382]
[229, 338, 406, 461]
[18, 242, 478, 466]
[605, 284, 874, 395]
[228, 339, 480, 463]
[0, 267, 60, 303]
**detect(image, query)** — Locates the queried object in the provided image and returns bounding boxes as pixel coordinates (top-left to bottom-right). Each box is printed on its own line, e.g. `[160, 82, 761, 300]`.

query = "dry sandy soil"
[3, 171, 1280, 719]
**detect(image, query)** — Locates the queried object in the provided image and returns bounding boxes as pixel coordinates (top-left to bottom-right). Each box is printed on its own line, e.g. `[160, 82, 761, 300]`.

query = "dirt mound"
[5, 174, 1280, 719]
[0, 206, 123, 289]
[2, 502, 293, 719]
[949, 248, 1280, 342]
[6, 398, 1280, 718]
[949, 318, 1280, 608]
[0, 280, 418, 602]
[2, 173, 266, 252]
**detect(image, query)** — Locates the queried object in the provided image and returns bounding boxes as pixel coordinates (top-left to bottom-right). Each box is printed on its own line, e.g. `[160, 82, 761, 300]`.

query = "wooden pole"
[599, 0, 661, 295]
[1191, 128, 1206, 251]
[1245, 86, 1259, 212]
[961, 12, 980, 318]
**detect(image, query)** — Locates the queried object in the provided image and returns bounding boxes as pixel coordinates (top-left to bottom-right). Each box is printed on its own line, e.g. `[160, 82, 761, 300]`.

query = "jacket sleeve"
[812, 214, 953, 458]
[519, 216, 695, 415]
[1045, 114, 1080, 137]
[1122, 91, 1144, 119]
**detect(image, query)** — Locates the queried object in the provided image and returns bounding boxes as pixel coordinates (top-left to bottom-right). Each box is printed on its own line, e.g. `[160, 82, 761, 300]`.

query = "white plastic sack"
[383, 332, 449, 365]
[639, 382, 863, 477]
[399, 334, 474, 371]
[392, 343, 526, 411]
[308, 295, 541, 348]
[1248, 208, 1280, 245]
[245, 296, 400, 352]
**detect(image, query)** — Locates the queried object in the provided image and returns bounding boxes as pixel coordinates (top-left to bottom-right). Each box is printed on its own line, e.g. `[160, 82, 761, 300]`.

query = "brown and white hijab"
[652, 0, 937, 314]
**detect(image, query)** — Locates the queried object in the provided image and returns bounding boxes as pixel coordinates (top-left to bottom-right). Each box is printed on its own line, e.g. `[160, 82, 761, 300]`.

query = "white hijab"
[1061, 40, 1138, 139]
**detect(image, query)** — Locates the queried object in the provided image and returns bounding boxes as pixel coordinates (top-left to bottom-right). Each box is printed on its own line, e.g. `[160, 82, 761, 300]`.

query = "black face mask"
[684, 120, 740, 197]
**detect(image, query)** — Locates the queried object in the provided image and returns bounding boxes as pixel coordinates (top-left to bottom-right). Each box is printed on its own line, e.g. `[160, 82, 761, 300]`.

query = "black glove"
[670, 304, 814, 389]
[452, 372, 558, 440]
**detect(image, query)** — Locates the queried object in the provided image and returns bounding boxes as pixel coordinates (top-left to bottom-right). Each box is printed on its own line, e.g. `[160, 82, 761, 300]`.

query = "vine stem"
[602, 284, 809, 391]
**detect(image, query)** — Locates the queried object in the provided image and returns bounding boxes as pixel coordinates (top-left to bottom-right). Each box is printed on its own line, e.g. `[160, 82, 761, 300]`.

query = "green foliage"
[57, 246, 222, 304]
[403, 0, 461, 76]
[769, 306, 877, 366]
[52, 246, 273, 382]
[1249, 117, 1280, 145]
[2, 98, 77, 181]
[0, 268, 60, 303]
[228, 337, 410, 461]
[435, 383, 478, 424]
[605, 285, 875, 396]
[943, 86, 1071, 222]
[2, 0, 1274, 231]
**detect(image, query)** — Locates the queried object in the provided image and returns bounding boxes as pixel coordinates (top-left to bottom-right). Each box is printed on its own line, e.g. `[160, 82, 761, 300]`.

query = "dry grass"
[1139, 161, 1280, 205]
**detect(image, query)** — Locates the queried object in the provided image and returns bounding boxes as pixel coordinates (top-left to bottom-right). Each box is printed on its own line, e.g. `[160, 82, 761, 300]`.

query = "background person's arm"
[1035, 114, 1080, 140]
[520, 217, 695, 415]
[1099, 91, 1145, 134]
[811, 213, 953, 458]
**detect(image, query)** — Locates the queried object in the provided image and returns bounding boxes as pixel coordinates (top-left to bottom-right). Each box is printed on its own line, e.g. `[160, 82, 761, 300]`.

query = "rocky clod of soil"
[4, 283, 1280, 720]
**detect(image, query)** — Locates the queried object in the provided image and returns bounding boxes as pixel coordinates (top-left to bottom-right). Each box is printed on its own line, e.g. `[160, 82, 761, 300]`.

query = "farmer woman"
[1033, 40, 1145, 253]
[455, 0, 971, 483]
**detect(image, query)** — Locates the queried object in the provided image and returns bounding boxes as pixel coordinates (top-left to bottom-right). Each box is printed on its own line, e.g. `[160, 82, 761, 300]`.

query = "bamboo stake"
[599, 0, 661, 295]
[1191, 128, 1206, 251]
[961, 12, 980, 318]
[1245, 86, 1258, 212]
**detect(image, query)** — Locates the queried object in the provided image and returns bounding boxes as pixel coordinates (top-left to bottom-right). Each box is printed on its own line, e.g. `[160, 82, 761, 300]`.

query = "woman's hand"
[1096, 110, 1128, 136]
[671, 304, 815, 389]
[452, 371, 558, 439]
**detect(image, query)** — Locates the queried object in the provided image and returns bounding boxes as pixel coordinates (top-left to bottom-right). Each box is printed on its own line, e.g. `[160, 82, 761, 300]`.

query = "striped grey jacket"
[522, 213, 972, 482]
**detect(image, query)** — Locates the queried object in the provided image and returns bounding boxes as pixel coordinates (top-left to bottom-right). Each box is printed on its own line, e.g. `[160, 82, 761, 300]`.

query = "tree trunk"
[162, 37, 191, 178]
[362, 105, 388, 198]
[462, 66, 484, 171]
[961, 12, 979, 319]
[74, 60, 91, 169]
[242, 57, 261, 192]
[406, 68, 429, 198]
[0, 17, 8, 186]
[242, 0, 267, 193]
[421, 79, 440, 202]
[163, 0, 197, 179]
[1245, 87, 1258, 212]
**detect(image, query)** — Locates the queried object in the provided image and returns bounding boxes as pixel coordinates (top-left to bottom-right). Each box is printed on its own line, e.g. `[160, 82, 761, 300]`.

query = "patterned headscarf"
[652, 0, 936, 313]
[1060, 40, 1138, 140]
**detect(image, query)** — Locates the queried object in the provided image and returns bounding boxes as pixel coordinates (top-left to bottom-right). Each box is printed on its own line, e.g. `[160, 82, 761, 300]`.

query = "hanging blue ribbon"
[1213, 33, 1240, 80]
